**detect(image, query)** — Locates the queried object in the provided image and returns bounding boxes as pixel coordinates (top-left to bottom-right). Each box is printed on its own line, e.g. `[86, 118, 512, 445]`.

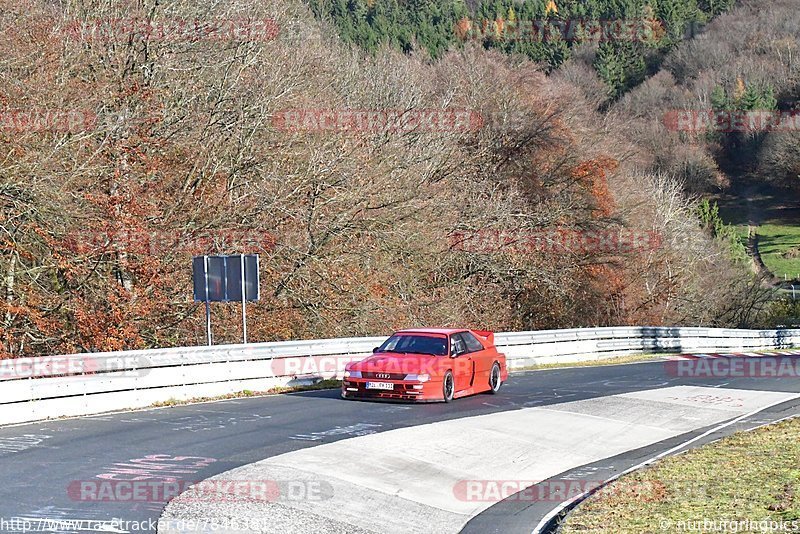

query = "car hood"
[349, 352, 446, 375]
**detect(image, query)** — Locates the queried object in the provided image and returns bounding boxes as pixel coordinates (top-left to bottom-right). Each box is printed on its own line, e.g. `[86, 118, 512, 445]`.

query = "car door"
[461, 331, 490, 385]
[450, 333, 475, 392]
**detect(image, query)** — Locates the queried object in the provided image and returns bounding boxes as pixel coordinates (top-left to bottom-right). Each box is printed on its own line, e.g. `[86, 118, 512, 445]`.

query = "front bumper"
[341, 379, 443, 402]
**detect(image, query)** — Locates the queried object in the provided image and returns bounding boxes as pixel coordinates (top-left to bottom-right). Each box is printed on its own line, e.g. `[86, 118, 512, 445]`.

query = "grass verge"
[560, 417, 800, 534]
[516, 353, 663, 372]
[758, 223, 800, 281]
[150, 379, 342, 407]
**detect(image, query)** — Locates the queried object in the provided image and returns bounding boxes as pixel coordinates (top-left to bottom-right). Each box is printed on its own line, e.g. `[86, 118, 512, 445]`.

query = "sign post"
[204, 256, 212, 346]
[241, 254, 247, 344]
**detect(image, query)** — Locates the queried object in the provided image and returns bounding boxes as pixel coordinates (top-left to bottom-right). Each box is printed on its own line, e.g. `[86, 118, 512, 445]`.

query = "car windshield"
[378, 334, 448, 356]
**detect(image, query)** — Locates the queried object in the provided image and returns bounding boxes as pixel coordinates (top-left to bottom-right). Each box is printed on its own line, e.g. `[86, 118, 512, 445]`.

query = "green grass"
[734, 224, 750, 243]
[713, 181, 800, 280]
[758, 224, 800, 281]
[561, 417, 800, 534]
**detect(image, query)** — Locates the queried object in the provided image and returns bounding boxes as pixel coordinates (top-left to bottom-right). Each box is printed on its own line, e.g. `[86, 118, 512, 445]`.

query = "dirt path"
[746, 224, 775, 282]
[743, 184, 777, 283]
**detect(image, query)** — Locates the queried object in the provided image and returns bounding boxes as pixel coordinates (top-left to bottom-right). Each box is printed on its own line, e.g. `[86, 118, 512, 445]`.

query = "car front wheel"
[443, 371, 455, 403]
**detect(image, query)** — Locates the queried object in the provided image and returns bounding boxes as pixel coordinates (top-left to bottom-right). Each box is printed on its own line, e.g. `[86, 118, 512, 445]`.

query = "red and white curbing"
[667, 350, 800, 360]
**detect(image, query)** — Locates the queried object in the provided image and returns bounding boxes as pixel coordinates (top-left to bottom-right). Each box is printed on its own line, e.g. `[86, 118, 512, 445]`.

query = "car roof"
[395, 328, 467, 336]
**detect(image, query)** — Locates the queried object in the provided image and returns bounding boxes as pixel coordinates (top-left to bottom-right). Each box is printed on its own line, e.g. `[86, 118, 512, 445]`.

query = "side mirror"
[372, 347, 380, 353]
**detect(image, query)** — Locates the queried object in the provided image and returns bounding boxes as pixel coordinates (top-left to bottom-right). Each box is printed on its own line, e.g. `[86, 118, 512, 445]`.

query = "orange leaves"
[0, 297, 62, 347]
[571, 156, 619, 218]
[454, 18, 472, 41]
[494, 18, 505, 36]
[584, 264, 625, 292]
[369, 283, 389, 299]
[73, 290, 144, 352]
[0, 303, 30, 318]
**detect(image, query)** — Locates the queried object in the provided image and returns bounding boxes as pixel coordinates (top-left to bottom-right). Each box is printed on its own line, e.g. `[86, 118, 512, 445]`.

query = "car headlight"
[404, 373, 430, 382]
[344, 370, 361, 379]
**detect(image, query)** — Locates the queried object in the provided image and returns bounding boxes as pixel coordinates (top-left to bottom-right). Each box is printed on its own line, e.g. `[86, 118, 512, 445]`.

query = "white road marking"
[289, 423, 382, 442]
[619, 385, 787, 412]
[0, 434, 51, 454]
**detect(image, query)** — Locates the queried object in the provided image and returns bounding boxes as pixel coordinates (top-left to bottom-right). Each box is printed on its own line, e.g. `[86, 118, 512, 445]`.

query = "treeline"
[607, 0, 800, 191]
[0, 0, 771, 357]
[306, 0, 735, 98]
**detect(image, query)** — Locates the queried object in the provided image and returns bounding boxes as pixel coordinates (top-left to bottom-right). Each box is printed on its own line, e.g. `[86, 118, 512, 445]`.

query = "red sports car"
[341, 328, 508, 402]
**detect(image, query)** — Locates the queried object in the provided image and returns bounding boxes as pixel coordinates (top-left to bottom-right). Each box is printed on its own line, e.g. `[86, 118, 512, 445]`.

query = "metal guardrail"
[0, 327, 798, 426]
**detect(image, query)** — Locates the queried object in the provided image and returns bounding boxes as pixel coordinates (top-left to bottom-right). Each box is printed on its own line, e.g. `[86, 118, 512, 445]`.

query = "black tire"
[442, 371, 455, 403]
[489, 362, 502, 394]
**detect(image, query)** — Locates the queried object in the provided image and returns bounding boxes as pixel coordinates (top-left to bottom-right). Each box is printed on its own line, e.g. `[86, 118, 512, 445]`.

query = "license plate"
[366, 381, 394, 390]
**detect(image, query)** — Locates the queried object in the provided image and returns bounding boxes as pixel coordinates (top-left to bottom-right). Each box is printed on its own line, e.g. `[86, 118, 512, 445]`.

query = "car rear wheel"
[443, 371, 455, 403]
[489, 362, 502, 394]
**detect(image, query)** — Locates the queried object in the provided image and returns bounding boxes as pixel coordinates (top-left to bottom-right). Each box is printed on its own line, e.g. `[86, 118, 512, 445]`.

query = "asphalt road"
[1, 358, 800, 533]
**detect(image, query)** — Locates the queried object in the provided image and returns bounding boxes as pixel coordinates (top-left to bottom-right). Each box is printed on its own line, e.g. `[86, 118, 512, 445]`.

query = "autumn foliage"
[0, 0, 760, 358]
